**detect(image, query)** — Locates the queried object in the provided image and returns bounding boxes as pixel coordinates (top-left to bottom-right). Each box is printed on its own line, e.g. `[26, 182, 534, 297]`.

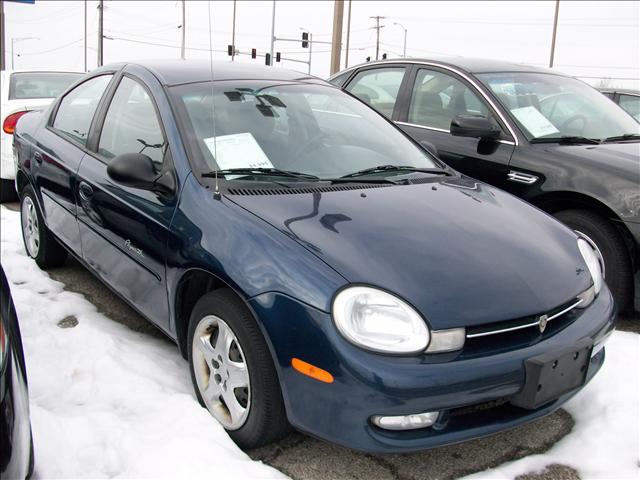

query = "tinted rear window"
[9, 72, 82, 100]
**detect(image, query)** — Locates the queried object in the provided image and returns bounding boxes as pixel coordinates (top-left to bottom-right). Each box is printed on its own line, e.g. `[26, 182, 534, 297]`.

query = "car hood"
[227, 177, 592, 329]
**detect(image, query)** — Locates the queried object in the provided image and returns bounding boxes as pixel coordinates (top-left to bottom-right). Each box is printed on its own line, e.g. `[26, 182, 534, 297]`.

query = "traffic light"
[302, 31, 309, 48]
[366, 56, 371, 62]
[382, 53, 387, 60]
[251, 48, 257, 59]
[276, 52, 281, 62]
[227, 45, 233, 56]
[265, 53, 271, 65]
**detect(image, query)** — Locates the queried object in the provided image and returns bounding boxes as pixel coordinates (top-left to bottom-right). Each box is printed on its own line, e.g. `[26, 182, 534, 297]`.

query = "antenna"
[207, 1, 221, 200]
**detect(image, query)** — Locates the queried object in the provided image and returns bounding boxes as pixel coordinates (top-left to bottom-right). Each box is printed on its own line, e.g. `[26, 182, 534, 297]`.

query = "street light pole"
[231, 0, 237, 61]
[269, 0, 276, 66]
[393, 22, 407, 57]
[549, 0, 560, 68]
[180, 0, 186, 60]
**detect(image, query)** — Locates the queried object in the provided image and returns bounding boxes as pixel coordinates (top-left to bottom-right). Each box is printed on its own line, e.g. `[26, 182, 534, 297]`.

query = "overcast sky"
[4, 0, 639, 89]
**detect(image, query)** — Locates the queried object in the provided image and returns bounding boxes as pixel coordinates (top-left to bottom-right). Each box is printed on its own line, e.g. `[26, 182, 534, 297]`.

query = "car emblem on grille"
[538, 314, 548, 333]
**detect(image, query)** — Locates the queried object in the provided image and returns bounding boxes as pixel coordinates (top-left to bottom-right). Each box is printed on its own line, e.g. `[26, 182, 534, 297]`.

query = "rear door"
[36, 74, 114, 254]
[76, 71, 177, 331]
[393, 66, 516, 187]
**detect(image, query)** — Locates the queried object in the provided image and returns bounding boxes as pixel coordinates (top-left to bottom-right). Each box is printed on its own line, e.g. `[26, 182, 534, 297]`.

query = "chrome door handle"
[507, 170, 538, 185]
[33, 151, 43, 164]
[78, 182, 94, 201]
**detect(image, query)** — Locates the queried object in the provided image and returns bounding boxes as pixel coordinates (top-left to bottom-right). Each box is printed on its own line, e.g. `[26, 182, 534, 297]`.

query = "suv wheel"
[555, 209, 632, 311]
[187, 289, 289, 449]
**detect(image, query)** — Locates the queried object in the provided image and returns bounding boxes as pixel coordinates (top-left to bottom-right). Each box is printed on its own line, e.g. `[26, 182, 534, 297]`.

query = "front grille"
[463, 297, 584, 355]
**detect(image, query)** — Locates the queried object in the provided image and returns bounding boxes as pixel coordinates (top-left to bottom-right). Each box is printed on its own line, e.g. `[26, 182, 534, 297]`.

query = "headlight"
[577, 238, 603, 295]
[332, 286, 430, 354]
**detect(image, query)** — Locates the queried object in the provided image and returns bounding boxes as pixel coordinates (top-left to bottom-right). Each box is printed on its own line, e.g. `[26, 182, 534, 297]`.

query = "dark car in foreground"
[330, 58, 640, 312]
[1, 265, 33, 479]
[13, 61, 615, 453]
[600, 88, 640, 123]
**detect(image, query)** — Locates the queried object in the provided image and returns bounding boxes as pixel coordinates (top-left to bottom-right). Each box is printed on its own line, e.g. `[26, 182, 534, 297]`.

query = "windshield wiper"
[202, 168, 320, 181]
[339, 164, 451, 179]
[602, 133, 640, 143]
[530, 136, 601, 145]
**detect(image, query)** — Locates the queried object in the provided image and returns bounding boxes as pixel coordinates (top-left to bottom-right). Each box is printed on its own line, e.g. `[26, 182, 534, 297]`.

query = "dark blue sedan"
[13, 61, 615, 453]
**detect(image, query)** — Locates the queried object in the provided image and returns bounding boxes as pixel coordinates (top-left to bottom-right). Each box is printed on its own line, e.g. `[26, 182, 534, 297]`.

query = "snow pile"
[0, 207, 285, 479]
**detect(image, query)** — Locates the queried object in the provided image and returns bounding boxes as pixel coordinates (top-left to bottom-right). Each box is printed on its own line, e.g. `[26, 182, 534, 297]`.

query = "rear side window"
[345, 67, 405, 118]
[9, 72, 82, 100]
[52, 75, 112, 146]
[329, 71, 351, 88]
[98, 77, 165, 166]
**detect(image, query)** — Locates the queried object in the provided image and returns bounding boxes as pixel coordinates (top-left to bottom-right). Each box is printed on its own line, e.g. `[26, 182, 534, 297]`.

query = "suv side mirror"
[107, 153, 174, 194]
[450, 115, 501, 140]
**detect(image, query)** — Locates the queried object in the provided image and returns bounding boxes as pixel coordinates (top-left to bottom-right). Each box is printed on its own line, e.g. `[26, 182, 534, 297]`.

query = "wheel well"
[174, 269, 230, 359]
[16, 170, 28, 195]
[531, 191, 638, 266]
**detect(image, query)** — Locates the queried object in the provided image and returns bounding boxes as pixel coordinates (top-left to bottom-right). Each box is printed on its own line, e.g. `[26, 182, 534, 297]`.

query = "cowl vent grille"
[227, 183, 393, 196]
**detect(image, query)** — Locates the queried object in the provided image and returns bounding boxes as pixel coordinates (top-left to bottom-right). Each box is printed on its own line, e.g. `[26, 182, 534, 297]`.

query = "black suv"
[330, 57, 640, 312]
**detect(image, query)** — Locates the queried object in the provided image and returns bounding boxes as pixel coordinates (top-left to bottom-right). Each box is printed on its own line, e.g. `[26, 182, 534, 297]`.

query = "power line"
[19, 38, 84, 56]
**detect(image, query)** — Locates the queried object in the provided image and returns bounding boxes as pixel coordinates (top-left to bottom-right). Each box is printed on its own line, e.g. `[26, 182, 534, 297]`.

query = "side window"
[408, 69, 490, 131]
[329, 71, 351, 88]
[345, 67, 405, 118]
[52, 75, 112, 146]
[98, 77, 166, 166]
[618, 94, 640, 122]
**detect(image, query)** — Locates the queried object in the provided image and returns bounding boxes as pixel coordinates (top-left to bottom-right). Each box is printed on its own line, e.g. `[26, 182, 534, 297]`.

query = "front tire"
[20, 185, 67, 269]
[554, 209, 632, 311]
[187, 289, 289, 449]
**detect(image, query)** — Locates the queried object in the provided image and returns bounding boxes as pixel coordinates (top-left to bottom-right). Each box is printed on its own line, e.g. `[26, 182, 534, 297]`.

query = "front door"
[76, 74, 176, 332]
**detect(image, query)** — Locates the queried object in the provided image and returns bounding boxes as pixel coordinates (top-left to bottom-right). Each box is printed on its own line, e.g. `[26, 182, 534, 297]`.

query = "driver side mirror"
[107, 153, 174, 194]
[450, 114, 501, 140]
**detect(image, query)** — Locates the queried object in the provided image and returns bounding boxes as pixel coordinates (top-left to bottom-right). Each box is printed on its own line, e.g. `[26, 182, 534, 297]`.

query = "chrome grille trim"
[466, 298, 583, 339]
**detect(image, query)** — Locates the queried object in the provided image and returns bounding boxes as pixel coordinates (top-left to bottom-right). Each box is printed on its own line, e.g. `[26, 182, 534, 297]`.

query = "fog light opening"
[371, 411, 439, 430]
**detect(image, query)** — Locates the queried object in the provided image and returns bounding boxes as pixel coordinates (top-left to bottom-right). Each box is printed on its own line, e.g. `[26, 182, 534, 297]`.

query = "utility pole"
[370, 15, 385, 61]
[84, 0, 87, 71]
[549, 0, 560, 67]
[180, 0, 185, 60]
[1, 1, 5, 71]
[231, 0, 237, 61]
[269, 0, 276, 66]
[329, 0, 344, 75]
[97, 0, 104, 67]
[344, 0, 351, 68]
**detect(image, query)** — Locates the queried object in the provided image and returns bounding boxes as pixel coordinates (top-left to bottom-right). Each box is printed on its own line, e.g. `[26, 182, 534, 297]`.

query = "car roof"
[98, 60, 328, 87]
[2, 69, 83, 75]
[331, 55, 564, 78]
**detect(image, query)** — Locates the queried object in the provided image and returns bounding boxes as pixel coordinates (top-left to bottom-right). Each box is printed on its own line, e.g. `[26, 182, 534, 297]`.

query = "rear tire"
[0, 178, 18, 203]
[187, 289, 289, 449]
[20, 185, 67, 269]
[554, 209, 632, 311]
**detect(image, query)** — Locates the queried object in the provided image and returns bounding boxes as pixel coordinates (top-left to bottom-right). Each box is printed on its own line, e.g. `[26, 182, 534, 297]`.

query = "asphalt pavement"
[4, 202, 634, 480]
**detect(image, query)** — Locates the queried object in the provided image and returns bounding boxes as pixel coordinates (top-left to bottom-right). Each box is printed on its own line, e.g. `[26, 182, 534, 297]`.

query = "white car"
[1, 70, 82, 201]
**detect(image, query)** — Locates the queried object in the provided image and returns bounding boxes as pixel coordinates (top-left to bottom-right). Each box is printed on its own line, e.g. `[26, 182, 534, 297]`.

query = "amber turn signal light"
[291, 357, 334, 384]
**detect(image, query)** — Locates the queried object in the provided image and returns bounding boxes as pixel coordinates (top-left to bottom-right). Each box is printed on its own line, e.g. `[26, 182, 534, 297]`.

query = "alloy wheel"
[21, 196, 40, 258]
[192, 315, 251, 430]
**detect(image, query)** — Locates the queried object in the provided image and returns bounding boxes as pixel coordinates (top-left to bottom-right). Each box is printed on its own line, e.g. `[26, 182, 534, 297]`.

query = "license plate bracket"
[511, 338, 593, 410]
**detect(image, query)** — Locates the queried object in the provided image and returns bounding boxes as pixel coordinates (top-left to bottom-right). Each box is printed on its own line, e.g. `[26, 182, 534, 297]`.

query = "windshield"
[170, 81, 438, 181]
[9, 72, 82, 100]
[477, 72, 639, 141]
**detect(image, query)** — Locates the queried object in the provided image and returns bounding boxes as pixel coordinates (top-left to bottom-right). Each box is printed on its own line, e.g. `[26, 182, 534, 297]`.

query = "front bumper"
[250, 287, 616, 453]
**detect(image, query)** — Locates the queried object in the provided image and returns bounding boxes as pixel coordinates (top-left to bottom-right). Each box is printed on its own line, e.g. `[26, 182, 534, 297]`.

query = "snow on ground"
[0, 207, 286, 479]
[464, 330, 639, 480]
[1, 204, 639, 479]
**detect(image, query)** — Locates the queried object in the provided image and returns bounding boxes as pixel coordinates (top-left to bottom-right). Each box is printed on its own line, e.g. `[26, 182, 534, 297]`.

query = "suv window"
[98, 76, 166, 166]
[52, 75, 112, 146]
[345, 67, 405, 118]
[408, 69, 489, 131]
